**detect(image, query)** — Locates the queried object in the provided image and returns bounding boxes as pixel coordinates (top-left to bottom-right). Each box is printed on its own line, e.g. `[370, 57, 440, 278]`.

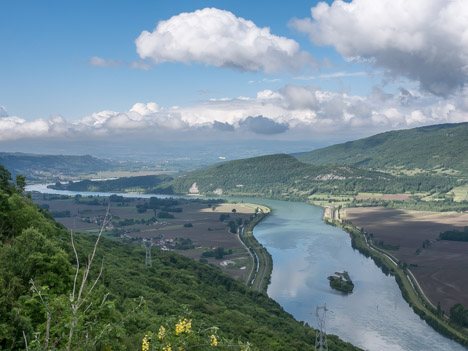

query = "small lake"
[27, 185, 467, 350]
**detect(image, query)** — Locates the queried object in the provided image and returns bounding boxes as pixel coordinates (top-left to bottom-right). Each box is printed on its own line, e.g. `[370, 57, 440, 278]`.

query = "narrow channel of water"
[27, 185, 467, 350]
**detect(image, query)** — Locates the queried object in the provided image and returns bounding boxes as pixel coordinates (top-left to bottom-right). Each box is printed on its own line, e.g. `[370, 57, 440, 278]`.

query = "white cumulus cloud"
[291, 0, 468, 96]
[1, 87, 468, 142]
[0, 116, 51, 141]
[135, 8, 315, 73]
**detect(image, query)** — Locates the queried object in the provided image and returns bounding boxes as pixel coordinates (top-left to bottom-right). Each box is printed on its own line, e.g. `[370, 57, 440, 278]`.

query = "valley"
[5, 2, 468, 349]
[3, 121, 468, 350]
[30, 191, 270, 286]
[26, 185, 468, 350]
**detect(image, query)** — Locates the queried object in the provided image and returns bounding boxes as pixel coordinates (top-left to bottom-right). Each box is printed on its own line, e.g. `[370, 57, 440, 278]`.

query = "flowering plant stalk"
[142, 310, 254, 351]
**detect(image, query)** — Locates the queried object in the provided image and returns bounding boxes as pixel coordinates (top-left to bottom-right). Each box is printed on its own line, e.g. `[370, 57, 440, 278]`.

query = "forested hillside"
[50, 174, 174, 193]
[295, 122, 468, 175]
[170, 154, 456, 199]
[0, 152, 112, 181]
[0, 164, 359, 351]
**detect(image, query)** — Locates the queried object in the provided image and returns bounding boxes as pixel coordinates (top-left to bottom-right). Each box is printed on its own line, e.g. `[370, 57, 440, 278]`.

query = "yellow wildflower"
[158, 325, 166, 340]
[163, 345, 172, 351]
[142, 334, 150, 351]
[175, 318, 192, 334]
[210, 334, 218, 347]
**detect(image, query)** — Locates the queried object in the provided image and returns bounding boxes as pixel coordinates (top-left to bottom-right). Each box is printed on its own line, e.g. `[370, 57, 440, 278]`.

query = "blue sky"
[1, 0, 366, 119]
[1, 0, 467, 153]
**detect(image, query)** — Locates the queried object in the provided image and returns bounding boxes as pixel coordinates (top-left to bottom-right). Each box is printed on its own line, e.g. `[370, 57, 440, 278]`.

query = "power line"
[315, 304, 328, 351]
[144, 240, 153, 266]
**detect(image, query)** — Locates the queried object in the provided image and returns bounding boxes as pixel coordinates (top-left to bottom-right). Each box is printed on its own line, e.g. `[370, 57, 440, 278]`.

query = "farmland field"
[355, 193, 411, 201]
[343, 207, 468, 312]
[31, 193, 260, 281]
[448, 184, 468, 202]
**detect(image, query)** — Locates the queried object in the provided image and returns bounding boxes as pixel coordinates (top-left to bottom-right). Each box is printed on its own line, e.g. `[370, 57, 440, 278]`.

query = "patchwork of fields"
[32, 194, 261, 281]
[343, 207, 468, 312]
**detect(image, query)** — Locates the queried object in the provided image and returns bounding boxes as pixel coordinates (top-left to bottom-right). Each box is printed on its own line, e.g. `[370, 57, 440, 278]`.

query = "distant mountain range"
[295, 122, 468, 175]
[3, 122, 467, 200]
[167, 122, 468, 199]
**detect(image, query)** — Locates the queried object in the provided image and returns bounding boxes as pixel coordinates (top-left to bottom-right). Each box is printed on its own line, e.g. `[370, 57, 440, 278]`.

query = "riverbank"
[26, 184, 467, 350]
[328, 218, 468, 346]
[239, 206, 272, 293]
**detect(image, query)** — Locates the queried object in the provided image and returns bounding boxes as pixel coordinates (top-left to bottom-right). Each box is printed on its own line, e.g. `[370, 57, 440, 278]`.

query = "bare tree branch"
[22, 331, 28, 351]
[45, 312, 50, 350]
[78, 258, 104, 310]
[67, 205, 110, 351]
[70, 229, 80, 303]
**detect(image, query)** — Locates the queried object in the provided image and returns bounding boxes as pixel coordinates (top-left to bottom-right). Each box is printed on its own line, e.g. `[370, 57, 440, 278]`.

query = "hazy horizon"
[2, 0, 468, 156]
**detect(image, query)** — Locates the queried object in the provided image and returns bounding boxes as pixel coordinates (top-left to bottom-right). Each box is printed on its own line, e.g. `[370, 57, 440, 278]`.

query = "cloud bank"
[291, 0, 468, 96]
[135, 8, 314, 73]
[1, 85, 467, 143]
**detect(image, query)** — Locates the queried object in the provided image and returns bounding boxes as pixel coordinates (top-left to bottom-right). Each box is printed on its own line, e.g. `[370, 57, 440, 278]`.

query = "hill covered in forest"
[0, 164, 359, 351]
[0, 152, 113, 181]
[295, 122, 468, 176]
[50, 174, 174, 193]
[169, 154, 456, 199]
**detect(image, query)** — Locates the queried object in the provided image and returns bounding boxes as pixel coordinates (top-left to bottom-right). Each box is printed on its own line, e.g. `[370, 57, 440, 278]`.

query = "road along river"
[27, 185, 467, 351]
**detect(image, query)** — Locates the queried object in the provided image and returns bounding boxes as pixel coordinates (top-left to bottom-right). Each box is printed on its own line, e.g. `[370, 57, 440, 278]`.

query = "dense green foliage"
[0, 152, 112, 181]
[169, 154, 457, 199]
[450, 303, 468, 327]
[352, 198, 468, 212]
[296, 122, 468, 175]
[328, 272, 354, 294]
[50, 175, 174, 193]
[439, 227, 468, 241]
[157, 211, 175, 219]
[0, 164, 360, 350]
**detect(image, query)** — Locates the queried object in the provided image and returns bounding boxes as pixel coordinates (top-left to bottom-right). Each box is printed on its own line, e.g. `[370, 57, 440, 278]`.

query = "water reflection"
[25, 187, 466, 350]
[252, 199, 466, 351]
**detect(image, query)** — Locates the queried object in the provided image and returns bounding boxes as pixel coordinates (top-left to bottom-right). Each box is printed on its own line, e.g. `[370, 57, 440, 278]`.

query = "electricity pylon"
[144, 240, 152, 266]
[315, 304, 328, 351]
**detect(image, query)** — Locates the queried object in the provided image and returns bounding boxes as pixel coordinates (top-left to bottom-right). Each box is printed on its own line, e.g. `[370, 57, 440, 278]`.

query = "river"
[27, 185, 467, 351]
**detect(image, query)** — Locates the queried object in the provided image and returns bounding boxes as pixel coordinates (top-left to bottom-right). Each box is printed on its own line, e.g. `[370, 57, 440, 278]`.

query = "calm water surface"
[249, 199, 466, 351]
[27, 185, 467, 350]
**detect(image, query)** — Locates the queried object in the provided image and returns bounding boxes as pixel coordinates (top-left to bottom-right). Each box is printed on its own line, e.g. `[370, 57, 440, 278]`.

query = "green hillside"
[170, 154, 456, 199]
[0, 152, 112, 181]
[295, 122, 468, 176]
[0, 164, 359, 351]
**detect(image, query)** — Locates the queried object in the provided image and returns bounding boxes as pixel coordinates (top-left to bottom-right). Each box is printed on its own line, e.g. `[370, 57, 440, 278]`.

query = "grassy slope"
[295, 122, 468, 175]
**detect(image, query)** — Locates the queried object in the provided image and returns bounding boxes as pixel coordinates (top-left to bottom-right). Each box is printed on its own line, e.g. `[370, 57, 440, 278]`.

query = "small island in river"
[328, 271, 354, 293]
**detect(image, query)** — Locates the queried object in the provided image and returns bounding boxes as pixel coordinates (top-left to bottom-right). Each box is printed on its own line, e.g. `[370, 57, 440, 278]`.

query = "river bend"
[27, 185, 467, 350]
